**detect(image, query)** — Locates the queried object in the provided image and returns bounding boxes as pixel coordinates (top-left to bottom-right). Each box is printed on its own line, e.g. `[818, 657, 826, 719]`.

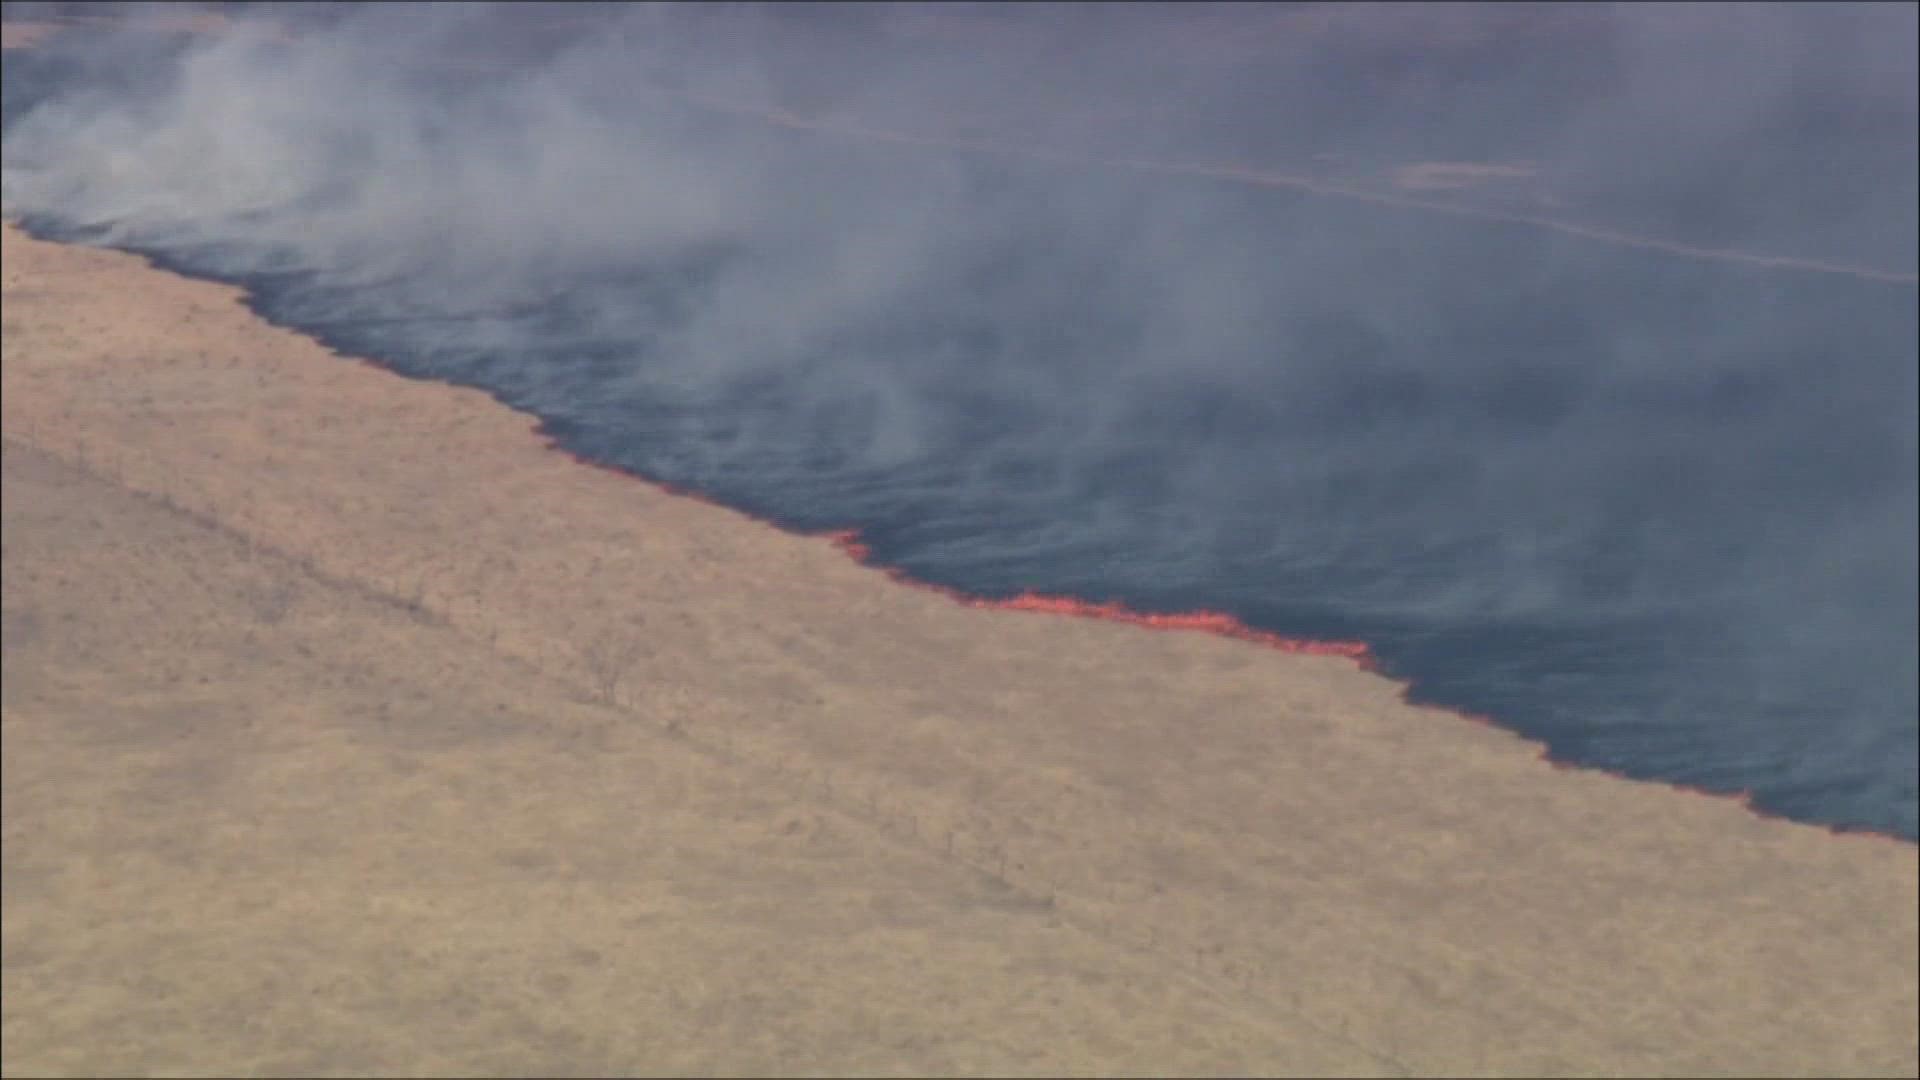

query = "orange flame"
[821, 529, 1369, 658]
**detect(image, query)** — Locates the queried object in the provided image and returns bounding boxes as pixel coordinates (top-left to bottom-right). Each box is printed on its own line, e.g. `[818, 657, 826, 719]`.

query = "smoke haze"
[3, 2, 1915, 835]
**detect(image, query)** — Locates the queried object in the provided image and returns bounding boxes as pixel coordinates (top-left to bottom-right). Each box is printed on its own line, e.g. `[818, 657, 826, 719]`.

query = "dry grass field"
[1, 208, 1915, 1074]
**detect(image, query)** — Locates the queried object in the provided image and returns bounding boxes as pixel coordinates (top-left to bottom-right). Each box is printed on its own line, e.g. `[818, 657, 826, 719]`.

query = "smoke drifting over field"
[4, 2, 1915, 836]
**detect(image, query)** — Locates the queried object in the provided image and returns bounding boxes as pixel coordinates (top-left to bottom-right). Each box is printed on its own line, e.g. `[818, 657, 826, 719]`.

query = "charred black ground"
[5, 4, 1915, 837]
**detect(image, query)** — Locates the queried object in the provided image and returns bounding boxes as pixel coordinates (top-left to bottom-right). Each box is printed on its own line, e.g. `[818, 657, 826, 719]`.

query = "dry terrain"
[2, 219, 1917, 1078]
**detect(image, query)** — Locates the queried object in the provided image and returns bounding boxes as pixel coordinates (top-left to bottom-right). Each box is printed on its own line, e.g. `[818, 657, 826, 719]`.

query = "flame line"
[819, 530, 1370, 658]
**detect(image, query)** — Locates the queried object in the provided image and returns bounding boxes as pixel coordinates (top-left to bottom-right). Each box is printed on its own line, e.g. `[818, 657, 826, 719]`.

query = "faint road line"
[681, 92, 1919, 288]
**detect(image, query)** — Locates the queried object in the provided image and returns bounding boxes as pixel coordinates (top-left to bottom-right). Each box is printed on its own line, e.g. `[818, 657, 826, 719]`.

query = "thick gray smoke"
[4, 2, 1915, 832]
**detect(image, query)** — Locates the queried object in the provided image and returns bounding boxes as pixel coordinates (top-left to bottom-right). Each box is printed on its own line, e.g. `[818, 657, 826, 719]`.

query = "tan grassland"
[1, 218, 1916, 1078]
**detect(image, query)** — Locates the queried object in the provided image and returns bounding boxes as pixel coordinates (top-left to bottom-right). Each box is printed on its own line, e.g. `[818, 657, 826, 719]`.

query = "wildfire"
[819, 529, 1371, 658]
